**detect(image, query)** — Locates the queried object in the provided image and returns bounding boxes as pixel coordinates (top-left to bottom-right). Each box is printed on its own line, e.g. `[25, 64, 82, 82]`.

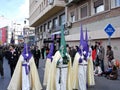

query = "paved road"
[0, 58, 120, 90]
[0, 58, 11, 90]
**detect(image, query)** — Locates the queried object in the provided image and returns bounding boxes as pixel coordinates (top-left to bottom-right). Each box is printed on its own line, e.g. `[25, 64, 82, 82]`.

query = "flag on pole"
[10, 32, 15, 44]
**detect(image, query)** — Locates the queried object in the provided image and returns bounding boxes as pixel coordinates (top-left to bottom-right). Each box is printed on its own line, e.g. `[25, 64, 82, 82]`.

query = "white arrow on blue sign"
[104, 24, 115, 37]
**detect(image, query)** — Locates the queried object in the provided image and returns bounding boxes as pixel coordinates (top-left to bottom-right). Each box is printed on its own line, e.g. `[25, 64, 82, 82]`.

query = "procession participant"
[85, 30, 95, 86]
[72, 26, 91, 90]
[46, 25, 72, 90]
[43, 35, 54, 86]
[0, 46, 4, 78]
[7, 44, 19, 77]
[33, 45, 41, 69]
[7, 36, 42, 90]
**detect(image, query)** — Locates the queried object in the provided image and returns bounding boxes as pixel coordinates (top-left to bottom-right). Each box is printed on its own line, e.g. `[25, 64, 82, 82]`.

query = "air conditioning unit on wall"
[35, 0, 38, 3]
[48, 0, 54, 5]
[47, 28, 52, 33]
[65, 21, 72, 28]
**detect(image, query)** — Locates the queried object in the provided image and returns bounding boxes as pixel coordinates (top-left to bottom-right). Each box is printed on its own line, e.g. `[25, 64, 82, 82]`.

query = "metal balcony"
[66, 0, 84, 7]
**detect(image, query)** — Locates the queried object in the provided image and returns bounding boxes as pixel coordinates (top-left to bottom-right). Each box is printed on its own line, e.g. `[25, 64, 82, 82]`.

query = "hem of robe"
[87, 56, 95, 86]
[43, 58, 52, 86]
[72, 52, 79, 89]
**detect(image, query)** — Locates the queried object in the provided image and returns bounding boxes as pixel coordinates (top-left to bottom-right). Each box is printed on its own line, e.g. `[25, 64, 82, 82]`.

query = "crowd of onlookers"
[0, 41, 119, 80]
[90, 41, 119, 80]
[64, 41, 120, 80]
[0, 44, 41, 78]
[41, 41, 120, 80]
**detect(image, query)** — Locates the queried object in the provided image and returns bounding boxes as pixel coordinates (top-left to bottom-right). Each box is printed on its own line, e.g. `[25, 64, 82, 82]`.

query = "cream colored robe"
[46, 51, 72, 90]
[72, 52, 95, 89]
[72, 52, 88, 90]
[87, 56, 95, 86]
[7, 55, 42, 90]
[72, 52, 79, 89]
[43, 58, 52, 86]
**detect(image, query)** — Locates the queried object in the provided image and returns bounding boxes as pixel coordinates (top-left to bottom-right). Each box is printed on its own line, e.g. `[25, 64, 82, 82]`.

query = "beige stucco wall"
[65, 16, 120, 61]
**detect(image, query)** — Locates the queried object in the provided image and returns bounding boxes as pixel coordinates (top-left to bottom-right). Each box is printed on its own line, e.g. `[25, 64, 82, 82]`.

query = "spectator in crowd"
[66, 44, 70, 53]
[75, 45, 79, 52]
[91, 45, 97, 69]
[109, 65, 118, 80]
[33, 46, 41, 69]
[46, 45, 50, 56]
[30, 45, 35, 55]
[106, 45, 114, 67]
[70, 46, 77, 65]
[96, 42, 105, 73]
[103, 66, 112, 78]
[0, 46, 4, 78]
[7, 44, 19, 77]
[41, 46, 45, 59]
[94, 63, 103, 76]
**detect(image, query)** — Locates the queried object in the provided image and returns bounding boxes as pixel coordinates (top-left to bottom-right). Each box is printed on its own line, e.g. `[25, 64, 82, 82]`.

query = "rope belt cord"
[79, 64, 88, 66]
[57, 65, 68, 68]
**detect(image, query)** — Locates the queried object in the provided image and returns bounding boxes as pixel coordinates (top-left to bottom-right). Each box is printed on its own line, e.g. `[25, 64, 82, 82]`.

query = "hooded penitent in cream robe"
[43, 36, 54, 86]
[46, 25, 72, 90]
[72, 25, 90, 90]
[72, 52, 88, 90]
[73, 56, 95, 90]
[46, 51, 72, 90]
[7, 44, 42, 90]
[7, 55, 42, 90]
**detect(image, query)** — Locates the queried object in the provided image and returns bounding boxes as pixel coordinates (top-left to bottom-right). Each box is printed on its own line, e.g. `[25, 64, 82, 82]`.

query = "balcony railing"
[65, 0, 83, 6]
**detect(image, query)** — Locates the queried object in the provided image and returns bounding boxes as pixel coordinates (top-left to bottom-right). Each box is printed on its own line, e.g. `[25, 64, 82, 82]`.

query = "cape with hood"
[7, 44, 42, 90]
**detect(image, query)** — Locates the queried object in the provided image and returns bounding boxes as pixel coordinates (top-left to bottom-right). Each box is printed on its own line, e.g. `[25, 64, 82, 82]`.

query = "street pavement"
[0, 58, 120, 90]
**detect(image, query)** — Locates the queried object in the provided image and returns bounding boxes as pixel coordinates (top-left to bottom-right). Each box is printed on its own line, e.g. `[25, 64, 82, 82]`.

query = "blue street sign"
[104, 24, 115, 37]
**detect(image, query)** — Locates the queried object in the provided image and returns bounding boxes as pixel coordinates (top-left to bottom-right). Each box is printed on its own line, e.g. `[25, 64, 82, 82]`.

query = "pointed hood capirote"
[79, 25, 83, 63]
[46, 35, 54, 60]
[59, 25, 67, 57]
[79, 25, 89, 63]
[80, 24, 84, 48]
[22, 43, 32, 61]
[84, 29, 89, 58]
[58, 25, 70, 64]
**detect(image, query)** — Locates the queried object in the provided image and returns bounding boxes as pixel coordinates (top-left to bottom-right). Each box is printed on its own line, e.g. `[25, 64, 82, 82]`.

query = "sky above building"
[0, 0, 29, 26]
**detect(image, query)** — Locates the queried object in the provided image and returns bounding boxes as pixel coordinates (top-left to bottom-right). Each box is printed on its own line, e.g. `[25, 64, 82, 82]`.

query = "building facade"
[23, 26, 35, 46]
[65, 0, 120, 60]
[29, 0, 66, 49]
[0, 26, 7, 45]
[29, 0, 120, 60]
